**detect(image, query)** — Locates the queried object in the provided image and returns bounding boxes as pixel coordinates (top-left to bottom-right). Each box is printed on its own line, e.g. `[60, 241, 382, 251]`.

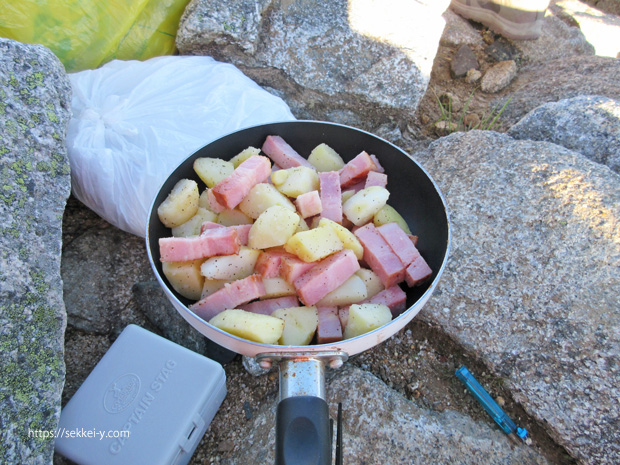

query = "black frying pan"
[146, 121, 450, 464]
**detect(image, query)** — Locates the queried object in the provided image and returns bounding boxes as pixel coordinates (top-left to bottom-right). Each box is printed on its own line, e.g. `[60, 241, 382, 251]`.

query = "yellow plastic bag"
[0, 0, 191, 72]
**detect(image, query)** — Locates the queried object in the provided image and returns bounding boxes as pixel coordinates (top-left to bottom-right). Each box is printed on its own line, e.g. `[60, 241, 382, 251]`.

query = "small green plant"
[432, 88, 513, 135]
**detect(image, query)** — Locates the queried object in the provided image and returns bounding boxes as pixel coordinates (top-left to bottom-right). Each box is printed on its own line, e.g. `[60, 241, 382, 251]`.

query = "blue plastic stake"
[455, 366, 528, 442]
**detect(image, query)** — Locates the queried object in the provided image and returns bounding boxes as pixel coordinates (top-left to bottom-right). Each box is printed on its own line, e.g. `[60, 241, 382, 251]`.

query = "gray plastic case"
[55, 324, 227, 465]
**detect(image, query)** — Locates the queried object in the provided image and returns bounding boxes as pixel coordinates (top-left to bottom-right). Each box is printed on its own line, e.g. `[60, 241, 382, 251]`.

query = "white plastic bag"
[67, 56, 295, 237]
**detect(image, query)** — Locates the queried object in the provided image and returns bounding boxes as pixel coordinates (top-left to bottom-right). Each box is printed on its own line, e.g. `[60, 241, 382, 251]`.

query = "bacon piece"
[295, 190, 322, 218]
[316, 306, 343, 344]
[254, 249, 295, 278]
[200, 222, 252, 246]
[319, 171, 342, 223]
[405, 256, 433, 287]
[369, 154, 385, 173]
[294, 249, 360, 306]
[190, 274, 266, 321]
[239, 295, 299, 315]
[365, 171, 388, 189]
[261, 135, 314, 169]
[159, 227, 239, 262]
[376, 222, 420, 267]
[211, 155, 272, 209]
[339, 151, 375, 188]
[280, 255, 317, 283]
[354, 223, 405, 288]
[363, 285, 407, 317]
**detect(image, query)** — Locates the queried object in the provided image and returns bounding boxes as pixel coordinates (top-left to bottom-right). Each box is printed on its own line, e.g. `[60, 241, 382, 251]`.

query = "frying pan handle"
[276, 395, 331, 465]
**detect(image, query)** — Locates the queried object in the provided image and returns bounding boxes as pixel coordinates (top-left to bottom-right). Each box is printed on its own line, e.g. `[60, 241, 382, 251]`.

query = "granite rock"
[415, 130, 620, 465]
[177, 0, 451, 130]
[509, 95, 620, 174]
[481, 60, 517, 93]
[512, 11, 595, 64]
[440, 8, 484, 47]
[493, 55, 620, 127]
[0, 38, 72, 465]
[223, 365, 550, 465]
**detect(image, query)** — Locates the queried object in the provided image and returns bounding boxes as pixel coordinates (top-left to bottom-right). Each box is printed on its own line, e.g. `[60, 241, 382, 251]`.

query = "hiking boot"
[450, 0, 550, 40]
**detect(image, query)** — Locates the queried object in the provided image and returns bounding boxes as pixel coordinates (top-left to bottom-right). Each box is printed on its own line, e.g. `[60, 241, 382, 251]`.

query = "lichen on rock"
[0, 38, 72, 465]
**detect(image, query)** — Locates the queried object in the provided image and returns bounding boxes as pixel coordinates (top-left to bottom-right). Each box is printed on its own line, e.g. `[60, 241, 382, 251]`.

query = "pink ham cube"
[319, 171, 342, 223]
[354, 223, 406, 288]
[211, 155, 272, 209]
[190, 274, 266, 321]
[293, 249, 360, 306]
[316, 306, 343, 344]
[159, 227, 240, 262]
[261, 135, 314, 169]
[295, 190, 322, 218]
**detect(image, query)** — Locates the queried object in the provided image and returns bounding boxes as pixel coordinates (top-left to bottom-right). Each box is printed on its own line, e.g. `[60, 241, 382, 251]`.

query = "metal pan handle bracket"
[256, 351, 348, 465]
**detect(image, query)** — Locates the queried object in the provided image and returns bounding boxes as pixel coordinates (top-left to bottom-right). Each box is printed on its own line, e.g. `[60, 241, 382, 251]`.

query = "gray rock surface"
[414, 131, 620, 465]
[177, 0, 451, 130]
[0, 39, 72, 465]
[509, 95, 620, 174]
[493, 56, 620, 127]
[224, 365, 550, 465]
[61, 208, 152, 335]
[132, 281, 210, 354]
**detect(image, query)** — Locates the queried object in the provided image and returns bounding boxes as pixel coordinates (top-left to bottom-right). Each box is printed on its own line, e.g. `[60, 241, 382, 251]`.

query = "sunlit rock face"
[176, 0, 451, 131]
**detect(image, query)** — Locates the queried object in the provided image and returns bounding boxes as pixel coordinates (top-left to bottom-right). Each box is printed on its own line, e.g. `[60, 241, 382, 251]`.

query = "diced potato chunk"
[217, 208, 253, 226]
[307, 143, 345, 172]
[271, 166, 319, 198]
[284, 227, 343, 262]
[201, 278, 228, 299]
[193, 158, 234, 188]
[316, 275, 367, 307]
[318, 218, 364, 260]
[342, 186, 390, 226]
[230, 146, 261, 168]
[373, 204, 412, 234]
[272, 306, 319, 345]
[239, 183, 296, 219]
[355, 269, 384, 299]
[162, 260, 204, 300]
[341, 190, 356, 204]
[343, 303, 392, 339]
[158, 179, 200, 228]
[200, 247, 260, 281]
[296, 217, 310, 232]
[171, 208, 218, 237]
[262, 277, 297, 298]
[209, 309, 284, 344]
[249, 206, 300, 249]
